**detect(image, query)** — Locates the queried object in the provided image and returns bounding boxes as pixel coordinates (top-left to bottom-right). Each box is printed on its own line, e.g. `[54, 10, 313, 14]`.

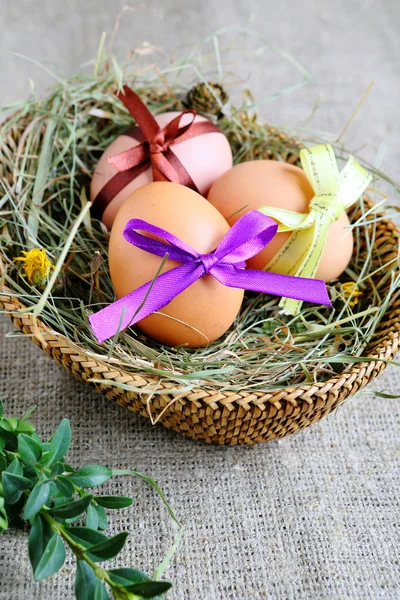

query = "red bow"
[92, 85, 221, 219]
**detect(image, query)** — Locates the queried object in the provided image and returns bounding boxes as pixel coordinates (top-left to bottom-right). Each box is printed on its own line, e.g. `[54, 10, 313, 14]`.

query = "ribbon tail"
[89, 262, 203, 343]
[151, 148, 200, 193]
[264, 224, 316, 277]
[287, 214, 328, 279]
[300, 144, 341, 196]
[123, 125, 145, 143]
[278, 214, 329, 314]
[212, 265, 331, 307]
[164, 148, 199, 192]
[118, 86, 161, 140]
[92, 160, 150, 220]
[339, 157, 373, 210]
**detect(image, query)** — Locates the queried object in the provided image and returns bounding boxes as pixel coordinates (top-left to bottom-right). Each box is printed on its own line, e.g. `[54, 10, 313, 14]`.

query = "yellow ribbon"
[258, 143, 372, 315]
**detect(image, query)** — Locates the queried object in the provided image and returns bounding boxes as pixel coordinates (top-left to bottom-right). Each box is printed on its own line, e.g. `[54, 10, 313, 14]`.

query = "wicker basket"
[1, 115, 399, 445]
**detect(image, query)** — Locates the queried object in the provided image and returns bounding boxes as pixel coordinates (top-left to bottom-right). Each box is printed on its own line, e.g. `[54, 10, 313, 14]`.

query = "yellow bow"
[258, 143, 372, 315]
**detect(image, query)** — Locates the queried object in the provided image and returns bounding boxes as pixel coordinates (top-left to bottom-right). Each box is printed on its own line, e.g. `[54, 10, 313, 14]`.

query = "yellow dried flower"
[341, 281, 363, 307]
[15, 248, 54, 286]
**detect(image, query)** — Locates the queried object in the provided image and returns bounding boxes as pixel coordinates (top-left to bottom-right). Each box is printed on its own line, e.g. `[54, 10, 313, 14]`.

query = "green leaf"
[53, 495, 72, 507]
[0, 399, 4, 418]
[7, 458, 23, 476]
[0, 513, 7, 533]
[21, 405, 37, 422]
[28, 513, 54, 571]
[51, 463, 65, 476]
[4, 493, 25, 521]
[0, 436, 5, 453]
[108, 568, 150, 587]
[94, 580, 110, 600]
[126, 581, 172, 598]
[39, 453, 50, 466]
[1, 417, 18, 432]
[47, 419, 71, 466]
[94, 504, 108, 530]
[55, 476, 75, 498]
[18, 434, 42, 465]
[2, 472, 33, 504]
[34, 533, 66, 581]
[16, 420, 36, 435]
[87, 532, 128, 562]
[64, 526, 108, 549]
[69, 465, 112, 489]
[48, 494, 93, 519]
[95, 496, 133, 509]
[0, 427, 17, 451]
[2, 459, 28, 503]
[49, 481, 59, 498]
[24, 480, 51, 520]
[0, 488, 8, 534]
[23, 464, 37, 479]
[65, 515, 83, 526]
[86, 504, 99, 530]
[75, 560, 97, 600]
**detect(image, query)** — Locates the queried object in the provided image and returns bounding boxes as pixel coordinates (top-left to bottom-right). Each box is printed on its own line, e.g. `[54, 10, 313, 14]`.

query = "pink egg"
[90, 112, 233, 229]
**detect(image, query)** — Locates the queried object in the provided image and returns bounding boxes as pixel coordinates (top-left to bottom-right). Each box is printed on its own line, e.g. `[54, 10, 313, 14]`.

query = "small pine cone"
[186, 82, 229, 118]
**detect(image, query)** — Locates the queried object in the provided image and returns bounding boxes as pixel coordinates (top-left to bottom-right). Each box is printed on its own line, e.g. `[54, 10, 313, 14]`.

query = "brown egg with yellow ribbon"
[108, 182, 244, 348]
[207, 160, 353, 282]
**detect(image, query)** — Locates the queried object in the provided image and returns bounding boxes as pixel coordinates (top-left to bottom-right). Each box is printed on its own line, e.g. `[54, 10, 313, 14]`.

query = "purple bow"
[89, 210, 331, 343]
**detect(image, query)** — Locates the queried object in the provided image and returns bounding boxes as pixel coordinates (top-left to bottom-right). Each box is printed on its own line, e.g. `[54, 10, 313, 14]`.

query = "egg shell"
[91, 112, 233, 229]
[207, 160, 354, 282]
[108, 182, 244, 348]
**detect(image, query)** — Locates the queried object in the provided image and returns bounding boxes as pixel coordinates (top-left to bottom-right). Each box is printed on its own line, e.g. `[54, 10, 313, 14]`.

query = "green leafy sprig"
[0, 399, 182, 599]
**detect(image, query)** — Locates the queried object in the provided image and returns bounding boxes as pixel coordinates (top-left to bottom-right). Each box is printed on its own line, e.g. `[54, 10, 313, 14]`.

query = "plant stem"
[40, 509, 134, 597]
[40, 510, 143, 600]
[111, 469, 183, 581]
[22, 487, 141, 600]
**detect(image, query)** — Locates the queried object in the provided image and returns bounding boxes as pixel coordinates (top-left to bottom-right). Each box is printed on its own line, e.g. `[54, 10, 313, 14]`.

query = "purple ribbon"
[89, 210, 331, 343]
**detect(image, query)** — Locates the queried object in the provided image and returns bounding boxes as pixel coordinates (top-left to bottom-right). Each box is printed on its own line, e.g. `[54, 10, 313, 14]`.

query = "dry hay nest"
[0, 73, 399, 445]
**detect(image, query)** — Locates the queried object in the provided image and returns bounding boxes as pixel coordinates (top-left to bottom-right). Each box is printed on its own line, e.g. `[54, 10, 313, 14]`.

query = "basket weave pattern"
[1, 116, 399, 445]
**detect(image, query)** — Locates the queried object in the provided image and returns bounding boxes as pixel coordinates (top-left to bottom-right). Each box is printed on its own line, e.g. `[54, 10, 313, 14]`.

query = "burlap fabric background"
[0, 1, 399, 599]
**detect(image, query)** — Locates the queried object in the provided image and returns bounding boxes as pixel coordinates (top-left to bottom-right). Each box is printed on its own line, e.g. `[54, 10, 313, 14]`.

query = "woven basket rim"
[1, 107, 400, 444]
[1, 197, 400, 409]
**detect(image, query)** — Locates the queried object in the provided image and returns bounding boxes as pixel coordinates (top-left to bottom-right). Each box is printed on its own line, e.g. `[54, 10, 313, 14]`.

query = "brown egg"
[91, 112, 233, 230]
[207, 160, 353, 282]
[108, 182, 244, 347]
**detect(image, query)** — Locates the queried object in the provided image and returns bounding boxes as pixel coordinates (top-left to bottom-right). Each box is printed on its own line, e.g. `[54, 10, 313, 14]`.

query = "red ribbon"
[92, 85, 222, 219]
